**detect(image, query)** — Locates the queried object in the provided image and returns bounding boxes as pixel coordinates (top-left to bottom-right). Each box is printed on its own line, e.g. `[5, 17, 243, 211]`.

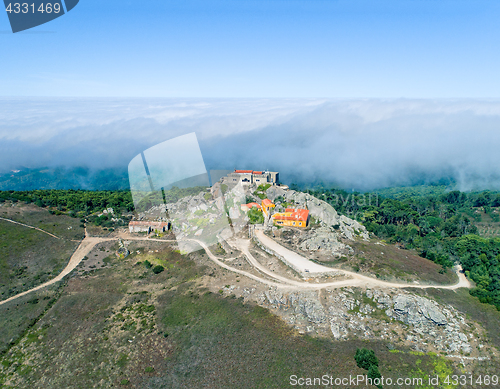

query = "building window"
[293, 222, 296, 226]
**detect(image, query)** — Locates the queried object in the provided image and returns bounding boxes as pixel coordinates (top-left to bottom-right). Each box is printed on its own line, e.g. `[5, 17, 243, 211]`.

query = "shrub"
[143, 260, 152, 269]
[248, 207, 264, 224]
[152, 265, 164, 274]
[354, 348, 378, 370]
[368, 365, 383, 389]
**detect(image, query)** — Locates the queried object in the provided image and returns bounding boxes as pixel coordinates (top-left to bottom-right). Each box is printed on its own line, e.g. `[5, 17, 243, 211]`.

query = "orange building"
[272, 208, 309, 228]
[261, 199, 275, 217]
[241, 202, 262, 211]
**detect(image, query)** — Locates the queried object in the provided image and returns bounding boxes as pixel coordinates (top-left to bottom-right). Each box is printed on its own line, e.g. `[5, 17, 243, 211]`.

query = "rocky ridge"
[266, 187, 369, 257]
[255, 287, 486, 358]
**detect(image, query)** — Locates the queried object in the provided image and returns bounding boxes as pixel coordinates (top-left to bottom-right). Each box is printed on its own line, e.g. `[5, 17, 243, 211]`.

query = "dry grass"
[0, 241, 464, 388]
[347, 240, 458, 285]
[0, 220, 79, 299]
[274, 228, 457, 285]
[0, 203, 84, 240]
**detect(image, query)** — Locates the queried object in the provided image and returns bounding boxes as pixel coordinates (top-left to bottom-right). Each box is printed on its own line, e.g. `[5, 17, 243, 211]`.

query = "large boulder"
[393, 295, 447, 326]
[268, 189, 369, 241]
[298, 226, 351, 257]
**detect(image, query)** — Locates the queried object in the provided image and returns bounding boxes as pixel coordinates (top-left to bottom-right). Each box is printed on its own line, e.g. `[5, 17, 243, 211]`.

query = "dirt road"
[0, 235, 111, 306]
[253, 229, 472, 290]
[0, 217, 61, 239]
[0, 221, 472, 306]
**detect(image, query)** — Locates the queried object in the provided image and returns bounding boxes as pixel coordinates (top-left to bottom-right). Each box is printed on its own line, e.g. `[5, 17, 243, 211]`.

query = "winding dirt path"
[0, 236, 110, 306]
[0, 220, 472, 306]
[253, 229, 472, 290]
[0, 217, 61, 239]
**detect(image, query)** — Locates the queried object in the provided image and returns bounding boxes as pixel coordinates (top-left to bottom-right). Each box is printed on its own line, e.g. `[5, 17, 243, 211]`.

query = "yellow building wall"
[273, 212, 307, 227]
[261, 201, 275, 216]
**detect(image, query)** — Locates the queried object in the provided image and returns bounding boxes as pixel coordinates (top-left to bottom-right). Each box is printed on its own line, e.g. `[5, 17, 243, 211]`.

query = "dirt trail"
[253, 229, 472, 290]
[0, 217, 61, 239]
[0, 235, 112, 306]
[0, 221, 472, 306]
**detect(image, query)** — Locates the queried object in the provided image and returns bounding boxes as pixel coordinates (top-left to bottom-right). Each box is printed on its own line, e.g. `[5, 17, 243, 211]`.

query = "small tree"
[355, 348, 378, 370]
[368, 365, 383, 389]
[152, 265, 164, 274]
[355, 348, 382, 389]
[248, 207, 264, 224]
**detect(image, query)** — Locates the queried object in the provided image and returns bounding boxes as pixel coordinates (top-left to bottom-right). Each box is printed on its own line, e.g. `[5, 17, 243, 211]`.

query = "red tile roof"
[234, 170, 263, 174]
[262, 199, 274, 207]
[273, 208, 309, 222]
[243, 202, 261, 209]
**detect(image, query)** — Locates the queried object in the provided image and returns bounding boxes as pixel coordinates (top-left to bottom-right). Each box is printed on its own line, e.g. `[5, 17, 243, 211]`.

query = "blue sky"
[1, 0, 500, 97]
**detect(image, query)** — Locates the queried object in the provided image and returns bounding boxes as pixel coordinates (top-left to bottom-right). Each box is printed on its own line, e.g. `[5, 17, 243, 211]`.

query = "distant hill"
[0, 167, 129, 191]
[0, 166, 491, 195]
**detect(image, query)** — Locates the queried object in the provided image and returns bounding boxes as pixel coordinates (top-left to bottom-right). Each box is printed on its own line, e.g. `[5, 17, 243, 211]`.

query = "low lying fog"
[2, 98, 500, 191]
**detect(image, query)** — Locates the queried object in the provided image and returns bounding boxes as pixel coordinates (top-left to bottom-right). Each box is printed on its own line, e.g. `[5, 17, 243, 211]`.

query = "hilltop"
[1, 184, 500, 387]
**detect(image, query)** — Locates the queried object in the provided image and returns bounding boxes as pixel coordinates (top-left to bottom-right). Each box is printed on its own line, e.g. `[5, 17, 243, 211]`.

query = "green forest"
[0, 190, 134, 229]
[0, 189, 134, 216]
[0, 186, 207, 229]
[304, 185, 500, 310]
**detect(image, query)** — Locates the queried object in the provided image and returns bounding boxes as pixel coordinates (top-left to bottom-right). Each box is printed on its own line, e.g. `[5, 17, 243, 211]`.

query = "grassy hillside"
[0, 203, 84, 241]
[1, 189, 499, 387]
[0, 204, 83, 300]
[348, 240, 457, 285]
[0, 287, 61, 356]
[0, 241, 463, 388]
[0, 220, 78, 300]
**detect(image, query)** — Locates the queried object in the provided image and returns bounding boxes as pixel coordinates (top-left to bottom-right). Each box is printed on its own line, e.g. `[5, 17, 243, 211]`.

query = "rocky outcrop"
[263, 290, 327, 324]
[257, 287, 476, 355]
[392, 294, 447, 326]
[298, 226, 351, 257]
[117, 239, 129, 258]
[266, 188, 369, 242]
[265, 186, 287, 201]
[338, 215, 368, 240]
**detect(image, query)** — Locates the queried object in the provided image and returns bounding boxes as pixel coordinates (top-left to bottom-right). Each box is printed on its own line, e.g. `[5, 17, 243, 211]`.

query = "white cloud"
[1, 98, 500, 191]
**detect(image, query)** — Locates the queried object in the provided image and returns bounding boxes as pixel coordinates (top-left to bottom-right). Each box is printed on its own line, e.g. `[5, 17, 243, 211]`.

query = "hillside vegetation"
[0, 239, 461, 388]
[306, 186, 500, 310]
[0, 204, 82, 300]
[1, 189, 500, 387]
[3, 184, 500, 309]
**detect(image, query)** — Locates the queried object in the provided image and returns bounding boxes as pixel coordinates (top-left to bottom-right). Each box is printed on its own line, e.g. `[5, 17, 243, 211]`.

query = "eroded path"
[253, 229, 472, 290]
[0, 216, 61, 239]
[0, 219, 472, 306]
